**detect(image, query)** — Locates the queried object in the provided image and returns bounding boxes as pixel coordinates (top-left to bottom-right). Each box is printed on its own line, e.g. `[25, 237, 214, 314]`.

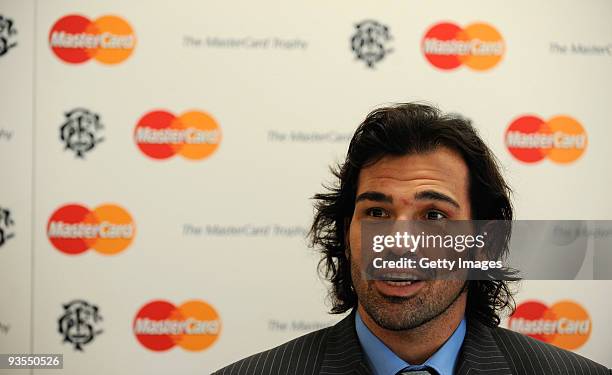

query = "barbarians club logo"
[0, 206, 15, 247]
[60, 108, 104, 158]
[0, 15, 18, 57]
[58, 300, 103, 351]
[350, 20, 393, 68]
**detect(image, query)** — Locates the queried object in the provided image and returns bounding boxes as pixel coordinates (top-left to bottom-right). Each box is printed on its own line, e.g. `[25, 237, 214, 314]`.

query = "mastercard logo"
[508, 300, 591, 350]
[47, 204, 135, 255]
[133, 300, 221, 352]
[134, 110, 222, 160]
[505, 115, 587, 164]
[422, 22, 504, 71]
[49, 14, 136, 64]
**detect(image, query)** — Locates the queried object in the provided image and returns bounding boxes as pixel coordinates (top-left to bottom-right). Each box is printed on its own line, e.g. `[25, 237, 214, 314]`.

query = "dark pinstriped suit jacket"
[213, 312, 610, 375]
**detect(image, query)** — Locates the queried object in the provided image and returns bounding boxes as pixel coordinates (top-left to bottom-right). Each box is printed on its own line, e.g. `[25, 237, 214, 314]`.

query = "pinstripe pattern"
[213, 313, 610, 375]
[456, 319, 512, 375]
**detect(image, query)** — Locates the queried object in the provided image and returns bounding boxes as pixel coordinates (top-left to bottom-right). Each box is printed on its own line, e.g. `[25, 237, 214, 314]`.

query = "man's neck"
[357, 291, 467, 365]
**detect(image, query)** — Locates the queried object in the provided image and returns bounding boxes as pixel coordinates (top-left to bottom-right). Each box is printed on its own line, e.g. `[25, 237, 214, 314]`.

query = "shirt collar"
[355, 311, 466, 375]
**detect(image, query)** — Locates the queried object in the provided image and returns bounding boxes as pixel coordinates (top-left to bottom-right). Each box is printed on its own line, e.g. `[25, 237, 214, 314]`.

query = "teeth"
[379, 273, 420, 282]
[383, 281, 414, 286]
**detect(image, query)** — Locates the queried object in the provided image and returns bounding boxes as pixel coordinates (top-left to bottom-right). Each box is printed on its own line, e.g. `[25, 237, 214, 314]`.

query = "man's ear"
[344, 217, 352, 258]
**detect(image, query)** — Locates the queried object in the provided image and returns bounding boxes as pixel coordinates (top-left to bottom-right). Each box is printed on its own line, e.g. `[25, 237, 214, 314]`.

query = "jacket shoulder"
[490, 325, 610, 375]
[212, 326, 332, 375]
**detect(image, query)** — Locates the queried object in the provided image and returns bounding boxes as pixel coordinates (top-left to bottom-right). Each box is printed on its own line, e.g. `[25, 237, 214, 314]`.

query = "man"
[214, 103, 609, 375]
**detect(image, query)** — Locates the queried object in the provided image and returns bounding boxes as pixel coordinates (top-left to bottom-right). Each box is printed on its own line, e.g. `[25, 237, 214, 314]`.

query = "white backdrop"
[1, 0, 611, 373]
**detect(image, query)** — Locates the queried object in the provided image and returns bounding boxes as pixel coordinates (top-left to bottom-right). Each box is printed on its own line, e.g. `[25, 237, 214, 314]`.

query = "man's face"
[348, 147, 471, 331]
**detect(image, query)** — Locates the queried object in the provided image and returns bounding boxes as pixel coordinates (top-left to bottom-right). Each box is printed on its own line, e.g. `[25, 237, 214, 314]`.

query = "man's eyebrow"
[355, 191, 393, 204]
[414, 190, 460, 209]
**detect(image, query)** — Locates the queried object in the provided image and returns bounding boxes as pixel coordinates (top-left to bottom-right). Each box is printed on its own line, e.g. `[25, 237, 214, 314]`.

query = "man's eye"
[366, 208, 389, 218]
[425, 210, 446, 220]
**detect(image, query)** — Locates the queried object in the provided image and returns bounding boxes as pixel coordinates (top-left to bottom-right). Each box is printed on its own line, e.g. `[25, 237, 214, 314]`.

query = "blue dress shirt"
[355, 312, 466, 375]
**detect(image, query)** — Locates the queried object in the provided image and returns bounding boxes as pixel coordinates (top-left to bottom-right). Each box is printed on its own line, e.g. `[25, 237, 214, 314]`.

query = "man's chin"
[363, 304, 425, 331]
[360, 291, 427, 331]
[360, 280, 467, 331]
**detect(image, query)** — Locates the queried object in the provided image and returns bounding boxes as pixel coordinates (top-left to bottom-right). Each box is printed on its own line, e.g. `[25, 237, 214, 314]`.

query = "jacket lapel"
[456, 319, 512, 375]
[320, 312, 372, 375]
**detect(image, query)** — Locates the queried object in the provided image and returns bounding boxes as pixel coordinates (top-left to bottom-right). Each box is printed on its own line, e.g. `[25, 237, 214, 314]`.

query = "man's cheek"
[349, 236, 361, 260]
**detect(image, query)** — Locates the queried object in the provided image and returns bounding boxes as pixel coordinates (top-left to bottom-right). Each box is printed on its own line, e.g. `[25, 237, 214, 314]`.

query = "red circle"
[47, 204, 92, 254]
[134, 111, 178, 160]
[505, 115, 548, 163]
[133, 301, 178, 351]
[49, 15, 94, 64]
[422, 22, 463, 70]
[509, 301, 550, 342]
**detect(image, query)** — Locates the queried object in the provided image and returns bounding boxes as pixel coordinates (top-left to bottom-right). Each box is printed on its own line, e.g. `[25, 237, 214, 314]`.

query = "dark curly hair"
[309, 102, 517, 327]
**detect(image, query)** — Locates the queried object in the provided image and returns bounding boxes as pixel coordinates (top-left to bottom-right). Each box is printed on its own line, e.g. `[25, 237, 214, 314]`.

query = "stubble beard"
[352, 261, 467, 331]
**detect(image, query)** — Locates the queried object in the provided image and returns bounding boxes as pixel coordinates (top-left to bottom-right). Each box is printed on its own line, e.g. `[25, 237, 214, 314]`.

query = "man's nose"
[387, 220, 417, 256]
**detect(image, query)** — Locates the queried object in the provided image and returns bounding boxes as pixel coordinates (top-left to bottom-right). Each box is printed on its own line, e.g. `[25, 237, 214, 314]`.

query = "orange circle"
[461, 23, 504, 71]
[91, 15, 136, 64]
[545, 116, 587, 164]
[176, 111, 222, 160]
[91, 204, 135, 255]
[175, 300, 221, 351]
[547, 301, 591, 350]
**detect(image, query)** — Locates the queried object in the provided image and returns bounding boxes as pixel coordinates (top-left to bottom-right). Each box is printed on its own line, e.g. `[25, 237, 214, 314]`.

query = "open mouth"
[382, 280, 420, 286]
[376, 272, 426, 286]
[369, 271, 429, 297]
[372, 272, 427, 285]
